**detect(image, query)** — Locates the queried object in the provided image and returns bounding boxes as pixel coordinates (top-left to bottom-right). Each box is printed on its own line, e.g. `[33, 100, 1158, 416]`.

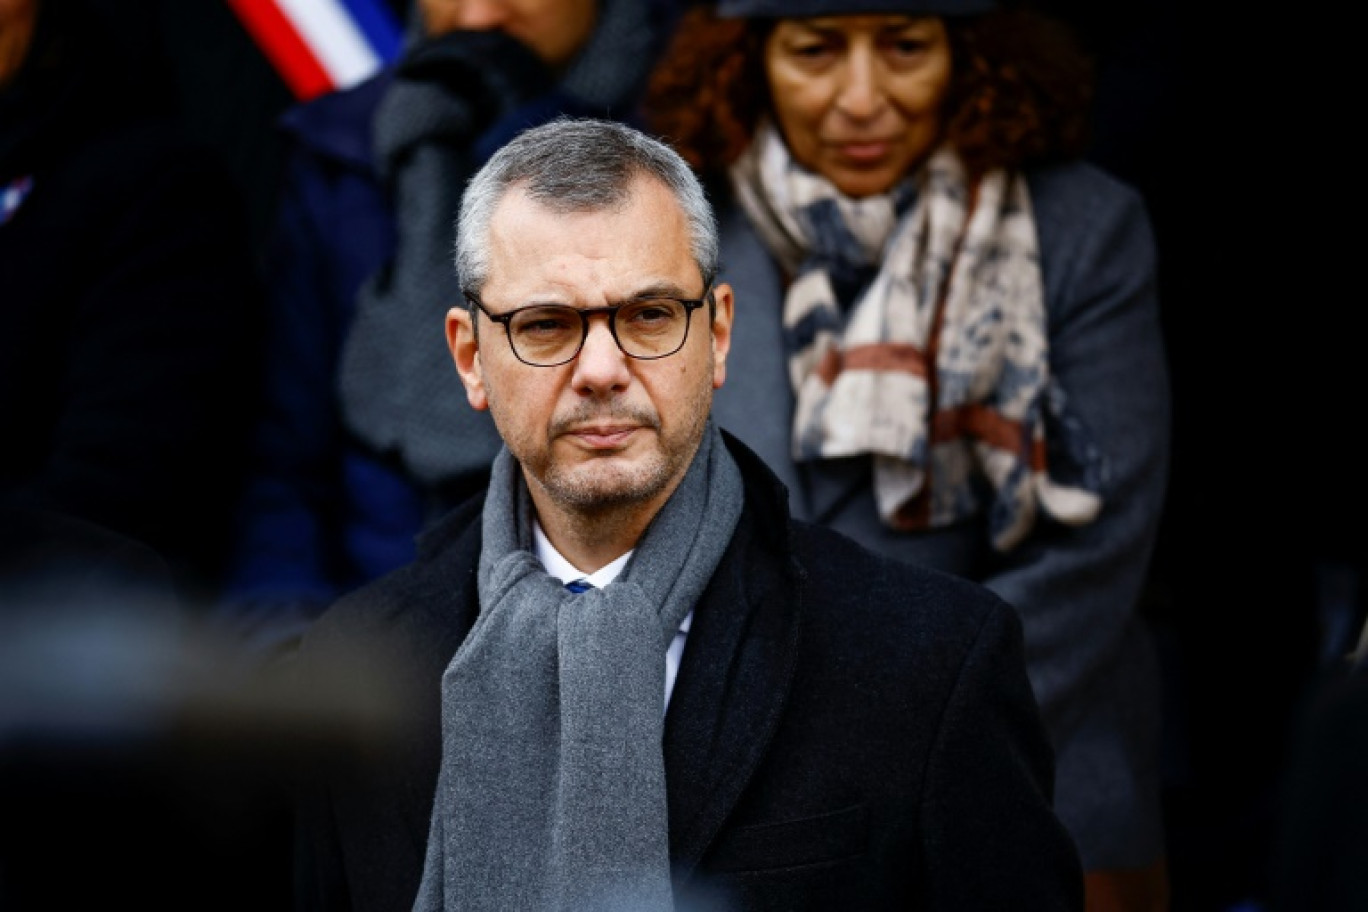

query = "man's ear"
[709, 282, 735, 390]
[446, 306, 489, 411]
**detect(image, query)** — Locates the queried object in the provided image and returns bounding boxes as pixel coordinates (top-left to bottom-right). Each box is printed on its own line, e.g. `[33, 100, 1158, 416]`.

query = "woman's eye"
[887, 37, 928, 58]
[788, 40, 834, 62]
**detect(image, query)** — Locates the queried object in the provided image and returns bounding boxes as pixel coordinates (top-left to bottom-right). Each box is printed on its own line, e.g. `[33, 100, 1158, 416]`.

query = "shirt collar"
[532, 517, 632, 590]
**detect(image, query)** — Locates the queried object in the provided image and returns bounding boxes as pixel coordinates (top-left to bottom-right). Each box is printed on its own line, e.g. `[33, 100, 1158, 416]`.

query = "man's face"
[447, 176, 734, 520]
[418, 0, 597, 70]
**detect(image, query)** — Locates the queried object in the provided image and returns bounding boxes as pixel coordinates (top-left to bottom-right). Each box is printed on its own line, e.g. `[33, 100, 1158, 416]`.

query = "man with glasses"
[291, 116, 1083, 912]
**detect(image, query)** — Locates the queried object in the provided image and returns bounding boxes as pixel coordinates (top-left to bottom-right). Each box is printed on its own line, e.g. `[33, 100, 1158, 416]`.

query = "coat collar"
[662, 433, 803, 881]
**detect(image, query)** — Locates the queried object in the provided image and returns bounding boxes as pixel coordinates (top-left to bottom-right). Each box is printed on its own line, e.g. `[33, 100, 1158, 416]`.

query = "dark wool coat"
[291, 434, 1084, 911]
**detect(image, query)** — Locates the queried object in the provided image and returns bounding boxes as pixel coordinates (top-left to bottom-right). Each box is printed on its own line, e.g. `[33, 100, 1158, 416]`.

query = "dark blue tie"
[564, 579, 593, 594]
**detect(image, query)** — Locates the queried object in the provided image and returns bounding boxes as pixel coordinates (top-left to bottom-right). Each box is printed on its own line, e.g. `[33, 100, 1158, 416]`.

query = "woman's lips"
[833, 140, 893, 165]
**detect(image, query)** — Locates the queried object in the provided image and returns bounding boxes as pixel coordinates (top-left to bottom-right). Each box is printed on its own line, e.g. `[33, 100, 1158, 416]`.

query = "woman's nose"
[834, 50, 884, 120]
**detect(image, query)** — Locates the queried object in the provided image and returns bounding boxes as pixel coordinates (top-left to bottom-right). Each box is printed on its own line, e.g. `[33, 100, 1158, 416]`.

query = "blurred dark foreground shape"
[0, 501, 410, 911]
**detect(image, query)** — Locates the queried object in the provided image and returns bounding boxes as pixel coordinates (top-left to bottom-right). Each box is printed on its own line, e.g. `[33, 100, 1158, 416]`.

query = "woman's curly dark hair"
[644, 4, 1094, 185]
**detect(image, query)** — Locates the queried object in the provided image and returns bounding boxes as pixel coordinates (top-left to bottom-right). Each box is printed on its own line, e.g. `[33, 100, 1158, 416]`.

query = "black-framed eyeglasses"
[464, 283, 714, 367]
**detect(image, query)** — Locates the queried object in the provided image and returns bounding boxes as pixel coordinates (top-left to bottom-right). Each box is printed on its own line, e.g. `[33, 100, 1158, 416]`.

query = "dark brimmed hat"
[716, 0, 996, 17]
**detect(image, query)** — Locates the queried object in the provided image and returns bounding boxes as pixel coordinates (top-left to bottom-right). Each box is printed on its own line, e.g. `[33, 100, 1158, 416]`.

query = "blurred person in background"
[645, 1, 1172, 909]
[2, 1, 278, 905]
[214, 0, 688, 659]
[0, 0, 265, 603]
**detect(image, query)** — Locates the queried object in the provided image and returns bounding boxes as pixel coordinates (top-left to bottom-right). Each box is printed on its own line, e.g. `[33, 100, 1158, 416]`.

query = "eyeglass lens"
[507, 299, 691, 365]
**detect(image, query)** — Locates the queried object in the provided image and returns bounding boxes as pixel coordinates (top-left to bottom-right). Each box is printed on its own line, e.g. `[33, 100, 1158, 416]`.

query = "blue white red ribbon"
[227, 0, 404, 101]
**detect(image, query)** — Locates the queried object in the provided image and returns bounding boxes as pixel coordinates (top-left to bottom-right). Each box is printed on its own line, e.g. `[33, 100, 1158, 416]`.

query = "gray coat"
[711, 160, 1171, 870]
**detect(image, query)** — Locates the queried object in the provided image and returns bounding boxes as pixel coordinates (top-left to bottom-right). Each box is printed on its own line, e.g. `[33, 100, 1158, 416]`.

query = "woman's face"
[763, 15, 952, 198]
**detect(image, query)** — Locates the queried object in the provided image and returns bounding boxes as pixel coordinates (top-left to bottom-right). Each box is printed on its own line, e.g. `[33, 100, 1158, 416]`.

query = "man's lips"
[565, 425, 639, 448]
[554, 406, 659, 449]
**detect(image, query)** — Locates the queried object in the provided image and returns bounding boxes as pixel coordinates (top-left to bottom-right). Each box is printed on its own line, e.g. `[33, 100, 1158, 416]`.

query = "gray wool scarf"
[413, 421, 744, 912]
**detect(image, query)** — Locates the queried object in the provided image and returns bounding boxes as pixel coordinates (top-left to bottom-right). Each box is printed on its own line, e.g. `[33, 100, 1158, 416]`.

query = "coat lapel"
[662, 503, 802, 882]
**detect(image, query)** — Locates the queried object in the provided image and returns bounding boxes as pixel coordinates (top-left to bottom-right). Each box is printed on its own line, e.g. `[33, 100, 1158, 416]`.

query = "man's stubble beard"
[487, 378, 714, 515]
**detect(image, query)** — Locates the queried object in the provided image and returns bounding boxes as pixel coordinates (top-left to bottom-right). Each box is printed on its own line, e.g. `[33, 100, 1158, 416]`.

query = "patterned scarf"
[413, 421, 744, 911]
[730, 122, 1102, 551]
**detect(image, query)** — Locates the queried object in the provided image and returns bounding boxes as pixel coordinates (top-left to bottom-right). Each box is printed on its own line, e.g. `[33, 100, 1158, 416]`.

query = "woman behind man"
[645, 1, 1170, 909]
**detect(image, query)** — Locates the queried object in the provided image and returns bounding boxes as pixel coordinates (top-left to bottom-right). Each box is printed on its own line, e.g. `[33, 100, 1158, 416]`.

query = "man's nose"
[571, 316, 632, 392]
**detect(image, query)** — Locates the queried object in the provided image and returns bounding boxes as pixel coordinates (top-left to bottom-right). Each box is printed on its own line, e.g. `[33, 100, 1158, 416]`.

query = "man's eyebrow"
[624, 281, 699, 300]
[510, 281, 701, 309]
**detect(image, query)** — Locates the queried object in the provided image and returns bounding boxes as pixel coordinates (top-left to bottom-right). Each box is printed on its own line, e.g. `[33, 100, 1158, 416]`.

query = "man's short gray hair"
[454, 117, 719, 296]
